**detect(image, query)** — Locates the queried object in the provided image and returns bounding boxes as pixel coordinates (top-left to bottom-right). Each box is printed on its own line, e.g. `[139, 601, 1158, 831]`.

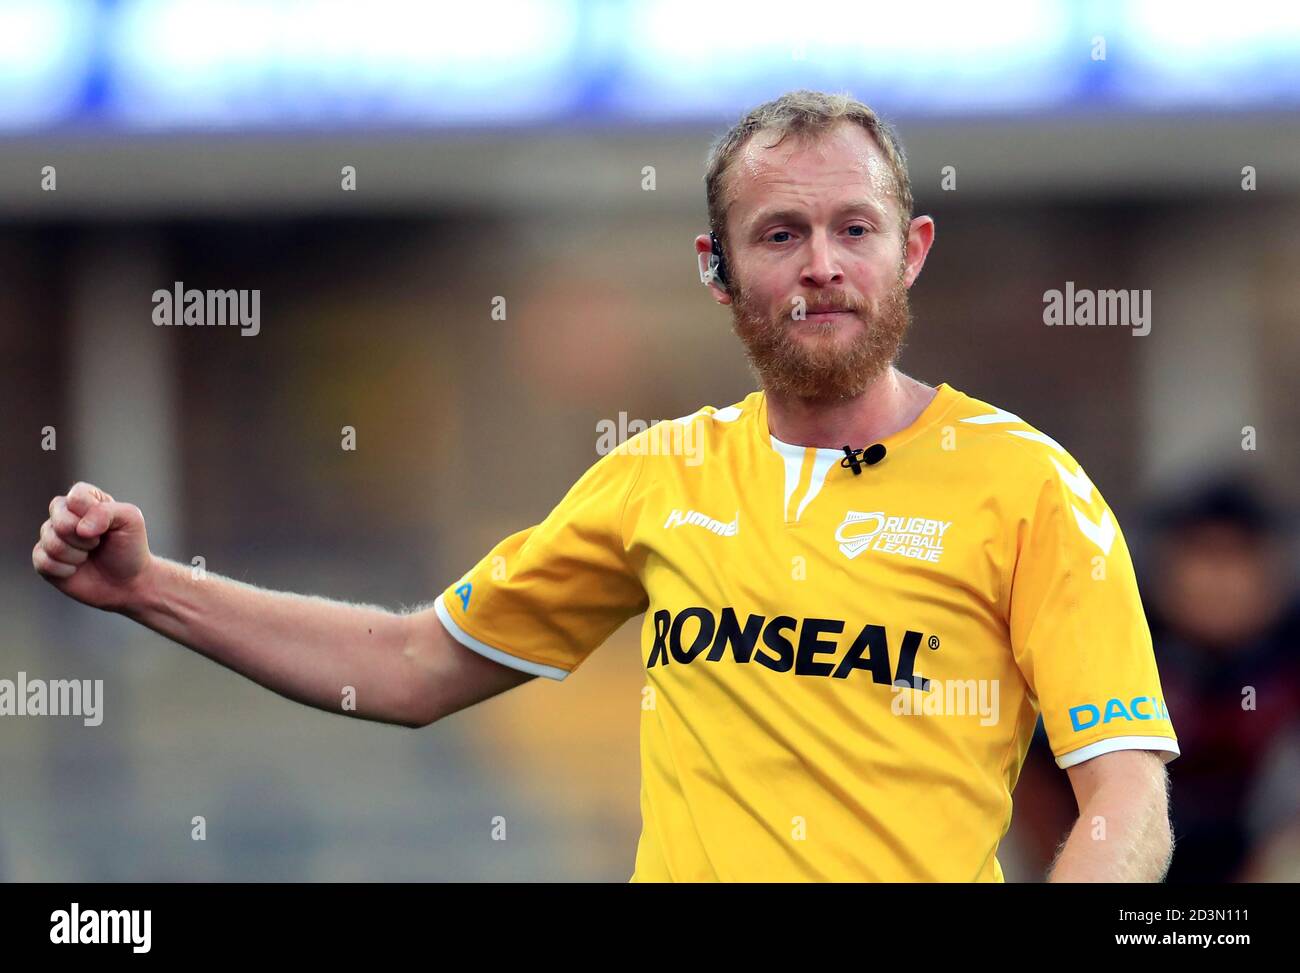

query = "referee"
[33, 90, 1178, 882]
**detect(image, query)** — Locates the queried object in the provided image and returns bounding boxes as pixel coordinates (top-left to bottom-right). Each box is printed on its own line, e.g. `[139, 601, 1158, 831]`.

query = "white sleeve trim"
[1056, 735, 1181, 769]
[434, 592, 571, 681]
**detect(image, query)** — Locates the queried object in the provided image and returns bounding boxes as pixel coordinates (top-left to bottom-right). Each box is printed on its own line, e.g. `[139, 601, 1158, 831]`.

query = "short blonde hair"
[704, 90, 913, 268]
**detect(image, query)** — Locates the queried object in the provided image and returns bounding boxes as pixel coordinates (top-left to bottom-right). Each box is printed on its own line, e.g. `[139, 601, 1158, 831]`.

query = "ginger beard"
[728, 259, 912, 401]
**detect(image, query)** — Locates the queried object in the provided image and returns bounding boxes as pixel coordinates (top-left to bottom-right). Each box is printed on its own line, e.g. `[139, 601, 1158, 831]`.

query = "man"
[33, 89, 1177, 882]
[1144, 479, 1296, 881]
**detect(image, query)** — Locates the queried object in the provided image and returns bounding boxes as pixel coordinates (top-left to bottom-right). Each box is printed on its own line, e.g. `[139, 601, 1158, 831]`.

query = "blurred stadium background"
[0, 0, 1297, 881]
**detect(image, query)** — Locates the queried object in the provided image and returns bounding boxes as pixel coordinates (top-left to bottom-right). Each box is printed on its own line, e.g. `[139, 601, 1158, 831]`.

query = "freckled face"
[723, 122, 912, 399]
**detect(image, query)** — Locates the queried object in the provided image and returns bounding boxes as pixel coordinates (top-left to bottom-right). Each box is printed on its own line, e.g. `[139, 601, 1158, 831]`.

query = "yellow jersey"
[435, 382, 1179, 881]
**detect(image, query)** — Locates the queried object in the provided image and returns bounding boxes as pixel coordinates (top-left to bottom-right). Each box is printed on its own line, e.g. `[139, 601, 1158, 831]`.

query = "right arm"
[32, 482, 534, 728]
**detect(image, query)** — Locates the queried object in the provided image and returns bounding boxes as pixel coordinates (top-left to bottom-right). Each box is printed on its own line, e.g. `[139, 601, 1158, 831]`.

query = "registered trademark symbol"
[927, 635, 940, 650]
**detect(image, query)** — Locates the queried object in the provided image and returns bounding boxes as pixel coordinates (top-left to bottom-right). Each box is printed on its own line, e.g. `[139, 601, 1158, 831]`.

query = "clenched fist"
[33, 481, 153, 612]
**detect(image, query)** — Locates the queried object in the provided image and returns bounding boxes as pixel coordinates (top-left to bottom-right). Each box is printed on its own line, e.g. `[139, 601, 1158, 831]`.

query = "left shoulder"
[941, 387, 1120, 552]
[945, 386, 1093, 487]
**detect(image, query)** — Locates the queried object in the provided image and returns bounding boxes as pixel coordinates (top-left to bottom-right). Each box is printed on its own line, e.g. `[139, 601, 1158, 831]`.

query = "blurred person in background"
[1147, 478, 1300, 882]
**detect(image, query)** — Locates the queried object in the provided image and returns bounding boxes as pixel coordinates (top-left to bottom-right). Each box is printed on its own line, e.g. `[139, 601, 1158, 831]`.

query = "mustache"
[790, 294, 863, 316]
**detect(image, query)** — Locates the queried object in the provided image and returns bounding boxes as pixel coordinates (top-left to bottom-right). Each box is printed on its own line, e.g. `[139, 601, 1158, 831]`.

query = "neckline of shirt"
[761, 382, 961, 460]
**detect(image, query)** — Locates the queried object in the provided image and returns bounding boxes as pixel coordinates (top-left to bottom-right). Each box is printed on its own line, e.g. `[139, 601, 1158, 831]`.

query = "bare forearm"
[120, 555, 424, 726]
[1048, 787, 1173, 882]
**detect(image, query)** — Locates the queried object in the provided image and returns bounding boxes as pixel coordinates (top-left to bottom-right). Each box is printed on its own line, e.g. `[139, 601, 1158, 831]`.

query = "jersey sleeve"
[434, 442, 649, 680]
[1007, 454, 1180, 769]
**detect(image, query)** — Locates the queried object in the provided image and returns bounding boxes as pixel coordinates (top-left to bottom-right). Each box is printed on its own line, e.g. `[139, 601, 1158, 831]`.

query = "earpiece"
[698, 230, 730, 291]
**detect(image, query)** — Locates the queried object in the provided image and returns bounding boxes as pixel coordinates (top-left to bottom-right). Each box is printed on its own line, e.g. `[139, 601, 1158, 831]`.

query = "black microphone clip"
[840, 443, 887, 476]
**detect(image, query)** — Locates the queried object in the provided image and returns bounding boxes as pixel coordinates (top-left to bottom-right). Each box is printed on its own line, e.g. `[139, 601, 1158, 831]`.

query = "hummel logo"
[1051, 456, 1115, 555]
[663, 508, 738, 537]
